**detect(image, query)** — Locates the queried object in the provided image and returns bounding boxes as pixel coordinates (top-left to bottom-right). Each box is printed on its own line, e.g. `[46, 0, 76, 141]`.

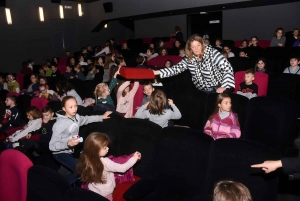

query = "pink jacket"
[204, 112, 241, 140]
[116, 81, 139, 118]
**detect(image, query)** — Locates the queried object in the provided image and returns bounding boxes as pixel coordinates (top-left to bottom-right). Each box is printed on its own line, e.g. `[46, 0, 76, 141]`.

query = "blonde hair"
[94, 83, 108, 100]
[185, 34, 206, 61]
[213, 180, 252, 201]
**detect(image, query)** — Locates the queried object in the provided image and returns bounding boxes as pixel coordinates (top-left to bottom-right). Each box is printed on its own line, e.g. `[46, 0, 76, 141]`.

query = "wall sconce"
[78, 4, 83, 17]
[59, 5, 64, 19]
[39, 7, 44, 22]
[5, 8, 12, 25]
[104, 24, 108, 28]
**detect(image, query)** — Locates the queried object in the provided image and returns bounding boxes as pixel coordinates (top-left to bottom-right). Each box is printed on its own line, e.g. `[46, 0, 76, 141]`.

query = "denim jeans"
[53, 153, 80, 184]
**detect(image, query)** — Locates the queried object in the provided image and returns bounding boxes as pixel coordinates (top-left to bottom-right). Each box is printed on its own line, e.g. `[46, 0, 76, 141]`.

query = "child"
[255, 58, 268, 74]
[60, 82, 83, 106]
[87, 58, 93, 65]
[86, 64, 97, 81]
[22, 74, 39, 96]
[78, 55, 88, 66]
[223, 45, 234, 58]
[0, 96, 24, 135]
[7, 106, 42, 143]
[39, 67, 46, 77]
[49, 96, 112, 184]
[164, 60, 173, 68]
[51, 64, 61, 77]
[6, 74, 20, 93]
[237, 69, 258, 99]
[215, 38, 222, 49]
[77, 132, 141, 200]
[204, 93, 240, 140]
[179, 47, 185, 57]
[213, 180, 252, 201]
[136, 56, 146, 68]
[159, 48, 168, 56]
[115, 80, 139, 118]
[64, 65, 74, 79]
[240, 39, 248, 49]
[270, 27, 286, 47]
[38, 84, 55, 100]
[43, 64, 52, 77]
[141, 82, 155, 106]
[135, 90, 181, 128]
[239, 49, 248, 58]
[95, 56, 104, 67]
[103, 53, 116, 83]
[283, 56, 300, 75]
[222, 51, 228, 59]
[94, 69, 119, 111]
[139, 48, 158, 61]
[74, 64, 86, 81]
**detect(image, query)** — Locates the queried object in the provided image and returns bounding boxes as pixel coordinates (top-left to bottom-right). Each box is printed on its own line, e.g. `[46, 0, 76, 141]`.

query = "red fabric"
[132, 85, 144, 116]
[16, 74, 25, 90]
[0, 149, 33, 201]
[5, 126, 24, 137]
[170, 38, 176, 43]
[120, 40, 127, 45]
[164, 41, 173, 48]
[108, 154, 135, 184]
[113, 176, 141, 201]
[31, 97, 49, 112]
[119, 68, 155, 79]
[114, 50, 119, 54]
[147, 56, 182, 67]
[7, 92, 19, 97]
[234, 40, 271, 49]
[57, 57, 68, 75]
[143, 38, 152, 44]
[234, 71, 269, 96]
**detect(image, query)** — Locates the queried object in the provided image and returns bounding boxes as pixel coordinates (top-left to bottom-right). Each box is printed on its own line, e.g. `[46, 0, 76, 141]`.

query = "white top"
[9, 118, 42, 142]
[79, 61, 88, 66]
[228, 52, 235, 58]
[95, 46, 110, 57]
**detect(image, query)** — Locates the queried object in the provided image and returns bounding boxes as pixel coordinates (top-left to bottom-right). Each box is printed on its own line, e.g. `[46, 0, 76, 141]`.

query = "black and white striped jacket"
[159, 45, 235, 90]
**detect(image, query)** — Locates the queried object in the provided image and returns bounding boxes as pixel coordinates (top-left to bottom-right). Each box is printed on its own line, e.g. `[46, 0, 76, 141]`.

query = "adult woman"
[270, 27, 286, 47]
[153, 34, 234, 93]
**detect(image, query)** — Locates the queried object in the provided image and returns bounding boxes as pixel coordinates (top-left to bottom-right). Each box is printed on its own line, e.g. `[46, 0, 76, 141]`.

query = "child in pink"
[115, 80, 139, 118]
[204, 93, 241, 140]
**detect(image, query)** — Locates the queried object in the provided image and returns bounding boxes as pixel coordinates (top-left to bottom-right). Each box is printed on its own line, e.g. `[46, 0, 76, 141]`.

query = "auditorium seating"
[147, 55, 182, 67]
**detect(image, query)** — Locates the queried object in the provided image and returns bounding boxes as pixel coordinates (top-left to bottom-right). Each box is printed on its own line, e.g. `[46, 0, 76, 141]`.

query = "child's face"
[70, 58, 75, 64]
[124, 85, 130, 93]
[5, 98, 14, 107]
[143, 85, 154, 96]
[160, 41, 164, 47]
[66, 66, 71, 72]
[87, 46, 92, 50]
[39, 86, 47, 94]
[150, 44, 154, 48]
[63, 98, 78, 118]
[43, 66, 48, 71]
[87, 60, 92, 64]
[53, 58, 58, 63]
[42, 111, 54, 123]
[293, 30, 299, 37]
[99, 145, 109, 157]
[7, 75, 14, 82]
[66, 52, 70, 56]
[290, 58, 299, 67]
[218, 97, 231, 112]
[242, 41, 248, 47]
[251, 38, 258, 46]
[122, 43, 128, 49]
[239, 52, 247, 57]
[98, 57, 103, 64]
[26, 113, 34, 121]
[79, 56, 84, 62]
[257, 60, 265, 69]
[39, 68, 44, 73]
[179, 49, 185, 56]
[276, 30, 283, 38]
[224, 47, 231, 54]
[205, 39, 210, 45]
[30, 75, 37, 83]
[165, 61, 171, 67]
[100, 85, 110, 97]
[175, 41, 180, 48]
[244, 73, 254, 84]
[40, 79, 46, 85]
[51, 66, 57, 71]
[215, 40, 221, 46]
[111, 55, 115, 62]
[161, 49, 167, 56]
[0, 77, 4, 83]
[146, 50, 152, 57]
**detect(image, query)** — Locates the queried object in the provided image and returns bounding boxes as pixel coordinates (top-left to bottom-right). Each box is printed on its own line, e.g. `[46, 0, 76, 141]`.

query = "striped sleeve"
[212, 50, 235, 88]
[159, 58, 188, 78]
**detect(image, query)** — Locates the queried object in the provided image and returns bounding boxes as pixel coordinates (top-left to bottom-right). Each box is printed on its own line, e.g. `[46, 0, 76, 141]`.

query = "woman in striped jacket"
[154, 34, 235, 93]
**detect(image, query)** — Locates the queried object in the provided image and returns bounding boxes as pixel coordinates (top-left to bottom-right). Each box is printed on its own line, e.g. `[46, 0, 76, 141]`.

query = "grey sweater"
[49, 111, 103, 154]
[135, 104, 182, 128]
[270, 36, 286, 47]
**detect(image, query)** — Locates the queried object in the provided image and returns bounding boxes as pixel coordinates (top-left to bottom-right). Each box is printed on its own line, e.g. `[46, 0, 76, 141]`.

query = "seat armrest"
[123, 178, 157, 201]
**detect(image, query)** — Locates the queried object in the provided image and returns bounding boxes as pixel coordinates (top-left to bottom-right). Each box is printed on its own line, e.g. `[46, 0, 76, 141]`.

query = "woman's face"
[257, 60, 265, 69]
[160, 41, 164, 47]
[242, 41, 248, 48]
[175, 41, 180, 48]
[276, 30, 283, 38]
[190, 41, 203, 56]
[293, 30, 299, 37]
[161, 49, 167, 56]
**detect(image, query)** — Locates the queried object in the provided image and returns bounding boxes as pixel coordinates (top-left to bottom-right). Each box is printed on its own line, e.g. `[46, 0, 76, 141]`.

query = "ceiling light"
[5, 8, 12, 25]
[78, 4, 83, 17]
[39, 7, 44, 22]
[59, 5, 64, 19]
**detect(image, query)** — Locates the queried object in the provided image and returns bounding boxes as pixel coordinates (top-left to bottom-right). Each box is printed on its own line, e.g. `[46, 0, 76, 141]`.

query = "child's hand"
[8, 138, 13, 142]
[133, 151, 141, 160]
[67, 138, 80, 147]
[168, 99, 174, 105]
[23, 125, 28, 129]
[136, 107, 140, 110]
[102, 111, 112, 119]
[26, 133, 32, 139]
[153, 70, 160, 75]
[251, 160, 282, 173]
[143, 102, 149, 107]
[114, 67, 120, 78]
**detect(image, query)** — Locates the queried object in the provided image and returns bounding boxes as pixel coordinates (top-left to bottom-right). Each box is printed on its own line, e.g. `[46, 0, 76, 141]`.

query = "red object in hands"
[119, 67, 155, 79]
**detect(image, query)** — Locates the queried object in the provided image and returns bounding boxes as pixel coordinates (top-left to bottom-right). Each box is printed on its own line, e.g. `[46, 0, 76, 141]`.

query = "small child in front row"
[135, 90, 182, 128]
[204, 93, 240, 140]
[77, 132, 141, 201]
[141, 82, 155, 106]
[283, 56, 300, 75]
[115, 80, 139, 118]
[237, 69, 258, 99]
[49, 96, 112, 184]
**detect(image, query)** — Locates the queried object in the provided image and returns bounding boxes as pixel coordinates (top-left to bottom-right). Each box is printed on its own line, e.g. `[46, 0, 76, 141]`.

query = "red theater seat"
[143, 38, 152, 44]
[16, 74, 25, 90]
[119, 67, 155, 80]
[147, 56, 182, 67]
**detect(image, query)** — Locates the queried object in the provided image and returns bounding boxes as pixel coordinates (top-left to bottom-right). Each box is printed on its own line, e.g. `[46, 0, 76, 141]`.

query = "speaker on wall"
[51, 0, 61, 3]
[0, 0, 6, 7]
[103, 2, 113, 13]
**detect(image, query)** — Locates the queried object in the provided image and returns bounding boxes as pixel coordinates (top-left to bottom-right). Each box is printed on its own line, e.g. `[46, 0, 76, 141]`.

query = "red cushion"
[57, 57, 68, 74]
[132, 85, 144, 116]
[164, 41, 173, 48]
[119, 67, 155, 79]
[234, 71, 269, 96]
[120, 40, 127, 45]
[113, 176, 141, 201]
[143, 38, 152, 44]
[16, 74, 25, 90]
[31, 97, 49, 112]
[147, 56, 182, 67]
[5, 126, 24, 137]
[6, 92, 19, 97]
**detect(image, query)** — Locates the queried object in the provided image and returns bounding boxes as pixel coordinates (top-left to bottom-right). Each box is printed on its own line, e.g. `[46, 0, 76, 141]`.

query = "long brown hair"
[77, 132, 110, 184]
[213, 180, 252, 201]
[147, 89, 166, 115]
[26, 106, 42, 119]
[114, 80, 131, 97]
[104, 53, 114, 69]
[185, 34, 206, 61]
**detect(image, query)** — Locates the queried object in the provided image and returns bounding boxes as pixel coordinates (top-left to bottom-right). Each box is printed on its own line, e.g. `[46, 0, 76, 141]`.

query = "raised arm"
[101, 157, 137, 173]
[117, 81, 130, 100]
[129, 81, 139, 99]
[95, 47, 108, 57]
[155, 58, 188, 79]
[167, 99, 181, 120]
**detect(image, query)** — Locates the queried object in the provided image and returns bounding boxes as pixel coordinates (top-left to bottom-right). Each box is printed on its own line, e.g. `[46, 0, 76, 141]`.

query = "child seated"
[237, 69, 258, 99]
[223, 45, 235, 58]
[51, 64, 61, 77]
[74, 64, 86, 81]
[64, 65, 74, 79]
[164, 60, 173, 68]
[213, 180, 252, 201]
[86, 64, 96, 80]
[44, 64, 52, 77]
[135, 90, 182, 128]
[139, 47, 158, 61]
[141, 82, 155, 106]
[239, 49, 248, 58]
[255, 58, 268, 74]
[204, 93, 240, 140]
[283, 56, 300, 75]
[6, 74, 20, 93]
[77, 132, 141, 200]
[136, 56, 146, 68]
[179, 47, 185, 57]
[38, 84, 56, 100]
[215, 38, 223, 50]
[22, 74, 39, 96]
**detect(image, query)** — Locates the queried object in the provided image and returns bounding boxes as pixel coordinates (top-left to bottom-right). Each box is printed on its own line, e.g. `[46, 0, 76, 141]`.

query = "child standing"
[7, 106, 42, 143]
[237, 69, 258, 99]
[135, 90, 182, 128]
[115, 80, 139, 118]
[49, 96, 112, 184]
[6, 74, 20, 93]
[283, 56, 300, 75]
[77, 132, 141, 200]
[204, 93, 241, 140]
